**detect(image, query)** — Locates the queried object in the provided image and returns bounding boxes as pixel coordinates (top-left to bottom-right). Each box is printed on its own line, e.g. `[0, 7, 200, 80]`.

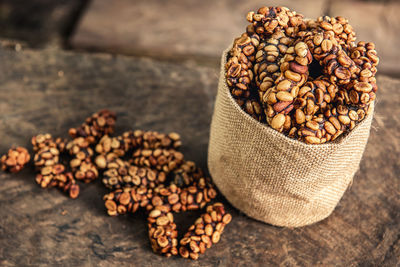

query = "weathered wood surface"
[0, 47, 399, 266]
[70, 0, 328, 62]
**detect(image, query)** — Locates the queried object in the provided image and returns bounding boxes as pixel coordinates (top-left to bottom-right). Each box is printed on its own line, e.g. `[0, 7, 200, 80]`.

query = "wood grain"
[0, 47, 398, 266]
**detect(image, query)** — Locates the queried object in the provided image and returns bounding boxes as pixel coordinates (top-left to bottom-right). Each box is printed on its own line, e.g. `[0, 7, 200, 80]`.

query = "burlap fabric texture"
[207, 45, 374, 227]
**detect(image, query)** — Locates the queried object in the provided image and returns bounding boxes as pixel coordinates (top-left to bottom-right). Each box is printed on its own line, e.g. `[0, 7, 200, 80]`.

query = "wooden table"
[0, 46, 398, 266]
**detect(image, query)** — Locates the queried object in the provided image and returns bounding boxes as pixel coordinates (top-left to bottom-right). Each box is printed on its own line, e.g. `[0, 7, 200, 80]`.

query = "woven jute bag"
[208, 45, 374, 227]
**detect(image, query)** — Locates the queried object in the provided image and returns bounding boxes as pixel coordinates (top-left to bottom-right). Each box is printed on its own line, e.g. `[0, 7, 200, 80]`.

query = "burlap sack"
[208, 46, 374, 227]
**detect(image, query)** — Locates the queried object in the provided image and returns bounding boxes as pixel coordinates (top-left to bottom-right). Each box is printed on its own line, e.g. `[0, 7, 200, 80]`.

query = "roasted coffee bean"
[262, 41, 311, 131]
[131, 148, 184, 173]
[73, 161, 98, 183]
[146, 182, 217, 257]
[69, 109, 116, 144]
[146, 184, 181, 257]
[232, 97, 264, 122]
[66, 137, 93, 159]
[136, 131, 182, 150]
[148, 205, 179, 257]
[246, 6, 305, 38]
[104, 158, 218, 259]
[36, 170, 80, 199]
[168, 161, 204, 188]
[104, 177, 217, 217]
[66, 137, 98, 183]
[33, 138, 80, 199]
[102, 160, 166, 190]
[227, 7, 379, 144]
[94, 130, 182, 169]
[255, 31, 294, 94]
[179, 203, 231, 260]
[316, 16, 356, 47]
[34, 147, 60, 169]
[294, 101, 371, 144]
[95, 135, 130, 158]
[226, 32, 259, 99]
[31, 134, 67, 153]
[117, 130, 182, 152]
[1, 147, 30, 173]
[349, 41, 379, 106]
[103, 186, 154, 216]
[295, 79, 337, 115]
[94, 152, 117, 169]
[302, 28, 357, 87]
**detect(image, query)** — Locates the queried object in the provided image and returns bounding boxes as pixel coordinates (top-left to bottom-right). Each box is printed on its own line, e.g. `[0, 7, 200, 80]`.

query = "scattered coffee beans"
[69, 109, 116, 144]
[32, 135, 80, 199]
[66, 137, 98, 183]
[2, 108, 230, 260]
[32, 133, 67, 153]
[103, 158, 221, 259]
[0, 147, 30, 173]
[179, 203, 232, 260]
[131, 148, 184, 173]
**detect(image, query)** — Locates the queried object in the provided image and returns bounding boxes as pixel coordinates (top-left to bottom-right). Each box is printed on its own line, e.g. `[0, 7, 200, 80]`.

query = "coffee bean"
[1, 147, 30, 173]
[354, 82, 372, 93]
[179, 203, 231, 260]
[270, 114, 286, 130]
[69, 109, 116, 144]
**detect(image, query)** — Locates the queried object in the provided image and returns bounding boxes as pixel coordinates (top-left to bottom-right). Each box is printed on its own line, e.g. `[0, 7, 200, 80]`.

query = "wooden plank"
[0, 47, 398, 266]
[70, 0, 328, 61]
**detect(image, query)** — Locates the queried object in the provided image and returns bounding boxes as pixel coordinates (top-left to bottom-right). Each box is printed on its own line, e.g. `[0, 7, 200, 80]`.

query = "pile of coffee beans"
[226, 6, 379, 144]
[1, 109, 231, 260]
